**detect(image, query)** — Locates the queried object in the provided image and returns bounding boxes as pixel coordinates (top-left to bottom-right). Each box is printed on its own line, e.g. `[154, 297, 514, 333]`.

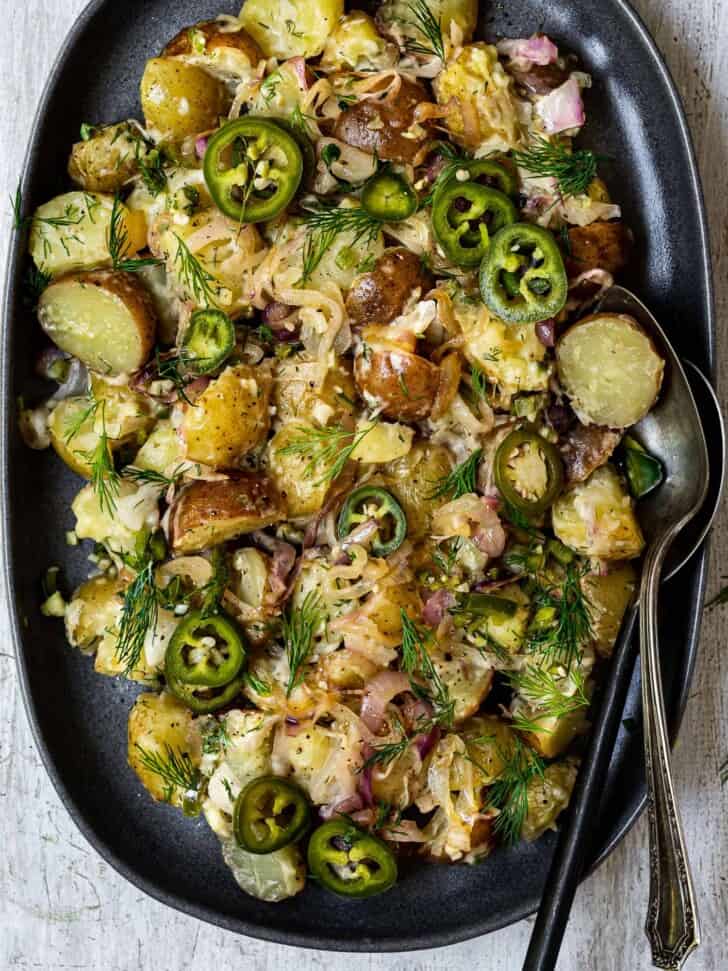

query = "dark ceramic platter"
[1, 0, 714, 953]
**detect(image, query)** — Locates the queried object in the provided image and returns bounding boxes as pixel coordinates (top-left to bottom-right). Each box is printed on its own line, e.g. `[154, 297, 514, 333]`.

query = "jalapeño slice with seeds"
[203, 118, 303, 224]
[337, 486, 408, 557]
[494, 428, 565, 517]
[233, 776, 310, 854]
[361, 168, 417, 222]
[181, 308, 235, 375]
[432, 178, 517, 268]
[307, 819, 398, 898]
[479, 223, 567, 323]
[165, 609, 245, 687]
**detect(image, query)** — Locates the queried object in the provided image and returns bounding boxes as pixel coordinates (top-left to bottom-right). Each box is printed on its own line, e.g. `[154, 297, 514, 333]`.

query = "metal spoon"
[523, 285, 724, 971]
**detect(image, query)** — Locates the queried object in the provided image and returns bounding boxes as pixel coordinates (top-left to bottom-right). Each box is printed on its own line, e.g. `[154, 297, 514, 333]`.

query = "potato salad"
[19, 0, 667, 903]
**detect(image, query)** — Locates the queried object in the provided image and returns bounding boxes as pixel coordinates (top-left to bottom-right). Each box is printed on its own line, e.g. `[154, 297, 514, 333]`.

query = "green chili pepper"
[479, 223, 567, 323]
[166, 673, 245, 714]
[458, 159, 518, 196]
[432, 178, 517, 268]
[233, 776, 310, 854]
[203, 118, 303, 223]
[546, 538, 574, 565]
[307, 819, 397, 898]
[181, 308, 235, 375]
[494, 428, 564, 516]
[337, 486, 408, 557]
[623, 435, 664, 498]
[456, 591, 520, 617]
[166, 609, 245, 687]
[361, 168, 417, 222]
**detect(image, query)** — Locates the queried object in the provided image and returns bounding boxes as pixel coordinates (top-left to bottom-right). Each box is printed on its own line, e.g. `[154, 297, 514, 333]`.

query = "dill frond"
[283, 590, 323, 695]
[23, 264, 53, 306]
[115, 559, 158, 677]
[277, 421, 377, 485]
[300, 204, 381, 283]
[400, 610, 454, 728]
[65, 396, 120, 516]
[199, 548, 229, 618]
[134, 743, 200, 793]
[509, 665, 589, 732]
[486, 737, 546, 845]
[427, 448, 482, 501]
[200, 719, 231, 756]
[122, 465, 186, 488]
[527, 563, 594, 670]
[402, 0, 445, 61]
[364, 723, 410, 770]
[108, 194, 162, 273]
[172, 232, 217, 305]
[511, 137, 603, 199]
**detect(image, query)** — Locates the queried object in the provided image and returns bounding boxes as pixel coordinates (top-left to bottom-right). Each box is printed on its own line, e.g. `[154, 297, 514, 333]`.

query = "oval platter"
[1, 0, 714, 952]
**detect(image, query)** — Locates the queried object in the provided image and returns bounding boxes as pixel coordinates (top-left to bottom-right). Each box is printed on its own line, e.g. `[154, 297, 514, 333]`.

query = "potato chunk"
[320, 12, 397, 72]
[382, 442, 453, 539]
[582, 563, 637, 657]
[68, 123, 143, 193]
[267, 424, 329, 519]
[128, 692, 201, 807]
[552, 464, 645, 560]
[162, 20, 262, 83]
[334, 78, 431, 164]
[140, 57, 227, 140]
[345, 248, 433, 329]
[38, 270, 157, 375]
[354, 328, 440, 421]
[29, 191, 146, 276]
[182, 365, 272, 469]
[238, 0, 343, 58]
[168, 475, 285, 553]
[557, 313, 664, 428]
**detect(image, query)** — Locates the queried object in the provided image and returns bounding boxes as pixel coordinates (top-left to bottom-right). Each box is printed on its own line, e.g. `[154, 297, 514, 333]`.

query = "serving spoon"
[523, 285, 725, 971]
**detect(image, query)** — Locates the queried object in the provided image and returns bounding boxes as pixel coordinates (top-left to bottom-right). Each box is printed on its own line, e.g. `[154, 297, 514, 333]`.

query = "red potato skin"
[162, 20, 263, 63]
[345, 248, 434, 329]
[559, 423, 622, 484]
[334, 78, 431, 164]
[565, 222, 632, 278]
[354, 345, 440, 421]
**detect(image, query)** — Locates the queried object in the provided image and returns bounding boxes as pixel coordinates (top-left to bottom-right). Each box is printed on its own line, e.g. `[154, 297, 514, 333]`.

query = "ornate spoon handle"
[640, 538, 700, 970]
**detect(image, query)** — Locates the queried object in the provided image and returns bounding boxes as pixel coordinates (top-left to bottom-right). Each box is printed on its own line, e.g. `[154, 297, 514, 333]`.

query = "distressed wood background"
[0, 1, 726, 969]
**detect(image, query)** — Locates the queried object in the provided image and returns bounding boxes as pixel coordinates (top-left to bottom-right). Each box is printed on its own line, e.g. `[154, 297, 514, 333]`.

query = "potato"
[566, 222, 632, 278]
[355, 329, 440, 421]
[238, 0, 343, 59]
[245, 60, 309, 123]
[382, 442, 453, 539]
[432, 640, 493, 724]
[49, 382, 154, 478]
[72, 479, 160, 555]
[222, 839, 305, 902]
[521, 760, 578, 842]
[345, 248, 433, 329]
[377, 0, 477, 46]
[65, 574, 126, 653]
[320, 12, 398, 71]
[273, 356, 356, 427]
[552, 464, 645, 560]
[559, 423, 621, 485]
[29, 191, 146, 276]
[334, 78, 431, 164]
[349, 420, 414, 463]
[128, 692, 201, 807]
[162, 20, 262, 83]
[433, 43, 521, 153]
[68, 122, 143, 193]
[140, 57, 227, 140]
[582, 563, 637, 657]
[267, 424, 330, 519]
[556, 314, 665, 428]
[168, 474, 285, 554]
[156, 208, 266, 315]
[181, 365, 272, 469]
[462, 715, 516, 784]
[132, 420, 186, 475]
[38, 270, 157, 375]
[307, 210, 385, 292]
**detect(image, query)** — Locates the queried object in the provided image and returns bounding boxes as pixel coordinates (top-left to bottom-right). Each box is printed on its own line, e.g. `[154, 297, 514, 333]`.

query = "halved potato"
[267, 424, 330, 519]
[38, 270, 157, 375]
[334, 77, 431, 165]
[162, 20, 263, 83]
[133, 420, 186, 475]
[556, 314, 664, 428]
[168, 475, 285, 553]
[128, 691, 201, 807]
[349, 420, 414, 463]
[68, 122, 143, 193]
[29, 191, 146, 276]
[582, 563, 637, 656]
[552, 464, 645, 560]
[182, 365, 272, 469]
[320, 11, 398, 72]
[345, 248, 433, 330]
[382, 442, 454, 539]
[432, 640, 493, 724]
[521, 760, 578, 842]
[140, 57, 227, 140]
[238, 0, 343, 59]
[354, 332, 440, 421]
[65, 574, 126, 654]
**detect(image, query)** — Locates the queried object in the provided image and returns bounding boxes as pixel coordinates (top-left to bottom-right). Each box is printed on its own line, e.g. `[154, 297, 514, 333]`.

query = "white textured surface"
[0, 2, 726, 969]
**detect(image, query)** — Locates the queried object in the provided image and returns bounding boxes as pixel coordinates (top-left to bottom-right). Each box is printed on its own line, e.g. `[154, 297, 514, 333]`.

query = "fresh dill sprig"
[154, 348, 195, 405]
[199, 548, 229, 618]
[509, 665, 589, 733]
[300, 205, 381, 283]
[432, 537, 462, 577]
[133, 135, 168, 196]
[10, 182, 24, 230]
[115, 558, 158, 677]
[527, 562, 594, 670]
[427, 448, 482, 501]
[364, 720, 411, 770]
[486, 736, 546, 845]
[243, 670, 272, 696]
[108, 194, 162, 273]
[400, 610, 454, 728]
[283, 590, 323, 695]
[65, 395, 120, 516]
[200, 719, 231, 756]
[511, 137, 603, 199]
[403, 0, 445, 61]
[134, 743, 200, 793]
[172, 232, 217, 305]
[277, 421, 377, 485]
[122, 465, 186, 488]
[470, 364, 489, 400]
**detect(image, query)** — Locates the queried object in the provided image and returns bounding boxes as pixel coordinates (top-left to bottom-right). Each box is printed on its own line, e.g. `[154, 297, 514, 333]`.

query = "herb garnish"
[511, 137, 603, 199]
[363, 719, 411, 770]
[527, 562, 593, 670]
[283, 590, 323, 695]
[64, 394, 120, 516]
[172, 232, 217, 305]
[23, 264, 53, 306]
[300, 204, 381, 283]
[486, 736, 546, 845]
[400, 610, 454, 728]
[134, 742, 201, 801]
[427, 448, 482, 501]
[277, 421, 377, 485]
[402, 0, 445, 61]
[115, 558, 158, 677]
[509, 665, 589, 734]
[122, 465, 186, 489]
[108, 194, 162, 273]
